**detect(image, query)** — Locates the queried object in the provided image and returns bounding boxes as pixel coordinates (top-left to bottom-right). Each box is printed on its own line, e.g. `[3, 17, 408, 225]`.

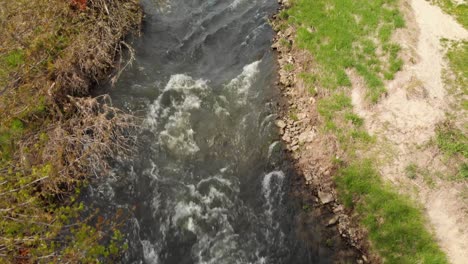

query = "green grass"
[284, 63, 295, 72]
[286, 0, 404, 102]
[337, 161, 449, 263]
[438, 39, 468, 181]
[444, 40, 468, 109]
[405, 163, 418, 179]
[278, 0, 449, 261]
[436, 123, 468, 158]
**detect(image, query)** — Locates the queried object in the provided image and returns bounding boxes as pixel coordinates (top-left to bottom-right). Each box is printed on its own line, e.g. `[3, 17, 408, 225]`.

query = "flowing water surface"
[88, 0, 354, 263]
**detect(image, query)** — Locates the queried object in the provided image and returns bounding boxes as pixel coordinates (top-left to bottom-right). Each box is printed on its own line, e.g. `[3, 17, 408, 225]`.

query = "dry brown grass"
[0, 0, 142, 261]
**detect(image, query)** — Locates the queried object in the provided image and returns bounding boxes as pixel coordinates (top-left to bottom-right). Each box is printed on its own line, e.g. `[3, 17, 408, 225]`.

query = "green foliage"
[4, 49, 25, 68]
[284, 63, 295, 72]
[458, 163, 468, 179]
[317, 93, 352, 121]
[444, 40, 468, 105]
[278, 1, 449, 261]
[405, 163, 418, 179]
[344, 112, 364, 127]
[336, 161, 449, 263]
[436, 122, 468, 158]
[285, 0, 404, 102]
[0, 0, 141, 261]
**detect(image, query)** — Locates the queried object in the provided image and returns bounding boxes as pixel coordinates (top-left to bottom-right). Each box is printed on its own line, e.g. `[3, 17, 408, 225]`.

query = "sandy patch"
[351, 0, 468, 262]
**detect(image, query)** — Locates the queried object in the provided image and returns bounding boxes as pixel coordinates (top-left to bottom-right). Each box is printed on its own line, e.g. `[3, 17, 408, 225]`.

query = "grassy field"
[279, 0, 449, 262]
[0, 0, 141, 261]
[284, 0, 404, 102]
[337, 162, 447, 263]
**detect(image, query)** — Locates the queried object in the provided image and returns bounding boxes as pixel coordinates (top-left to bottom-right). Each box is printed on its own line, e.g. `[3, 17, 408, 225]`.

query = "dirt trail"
[351, 0, 468, 262]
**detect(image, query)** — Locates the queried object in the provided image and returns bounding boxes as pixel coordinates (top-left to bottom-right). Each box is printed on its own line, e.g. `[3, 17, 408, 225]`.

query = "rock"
[282, 134, 291, 143]
[327, 215, 339, 227]
[306, 27, 315, 33]
[275, 119, 287, 129]
[271, 41, 280, 50]
[318, 190, 334, 204]
[298, 112, 307, 120]
[333, 205, 344, 213]
[304, 173, 313, 183]
[298, 131, 316, 144]
[280, 0, 290, 7]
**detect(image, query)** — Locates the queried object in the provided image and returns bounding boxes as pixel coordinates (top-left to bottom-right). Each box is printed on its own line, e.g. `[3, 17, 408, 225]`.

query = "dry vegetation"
[0, 0, 141, 261]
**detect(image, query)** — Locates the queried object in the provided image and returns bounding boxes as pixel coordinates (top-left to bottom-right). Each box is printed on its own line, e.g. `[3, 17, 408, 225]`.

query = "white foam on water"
[225, 61, 261, 105]
[267, 141, 281, 159]
[229, 0, 248, 9]
[141, 240, 160, 264]
[262, 170, 286, 243]
[197, 175, 234, 189]
[159, 111, 200, 156]
[173, 201, 203, 227]
[146, 74, 208, 156]
[262, 171, 285, 207]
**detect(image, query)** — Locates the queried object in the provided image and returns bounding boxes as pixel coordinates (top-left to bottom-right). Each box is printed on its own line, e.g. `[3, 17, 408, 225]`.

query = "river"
[88, 0, 356, 263]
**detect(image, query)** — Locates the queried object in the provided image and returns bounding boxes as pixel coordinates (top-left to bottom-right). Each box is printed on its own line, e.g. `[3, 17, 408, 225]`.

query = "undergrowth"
[276, 0, 449, 262]
[0, 0, 141, 261]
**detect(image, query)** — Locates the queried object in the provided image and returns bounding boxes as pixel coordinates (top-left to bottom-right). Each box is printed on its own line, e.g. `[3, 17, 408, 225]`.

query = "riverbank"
[0, 0, 141, 261]
[272, 0, 466, 262]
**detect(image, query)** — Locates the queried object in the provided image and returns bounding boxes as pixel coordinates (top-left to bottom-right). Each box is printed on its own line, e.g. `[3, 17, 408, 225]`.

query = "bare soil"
[351, 0, 468, 262]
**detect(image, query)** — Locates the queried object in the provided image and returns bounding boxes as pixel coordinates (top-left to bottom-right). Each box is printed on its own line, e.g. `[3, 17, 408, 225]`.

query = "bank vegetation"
[0, 0, 141, 261]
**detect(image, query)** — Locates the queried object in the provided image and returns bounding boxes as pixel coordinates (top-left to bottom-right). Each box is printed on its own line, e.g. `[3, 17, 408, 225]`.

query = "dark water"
[88, 0, 355, 263]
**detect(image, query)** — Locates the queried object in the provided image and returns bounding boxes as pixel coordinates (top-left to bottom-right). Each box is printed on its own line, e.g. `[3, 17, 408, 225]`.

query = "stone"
[298, 112, 307, 120]
[275, 119, 287, 129]
[327, 215, 339, 227]
[318, 190, 334, 204]
[284, 27, 294, 37]
[271, 41, 280, 50]
[304, 173, 313, 182]
[333, 205, 344, 213]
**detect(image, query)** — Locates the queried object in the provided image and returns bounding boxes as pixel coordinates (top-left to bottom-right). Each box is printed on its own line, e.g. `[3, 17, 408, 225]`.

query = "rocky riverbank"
[270, 4, 374, 263]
